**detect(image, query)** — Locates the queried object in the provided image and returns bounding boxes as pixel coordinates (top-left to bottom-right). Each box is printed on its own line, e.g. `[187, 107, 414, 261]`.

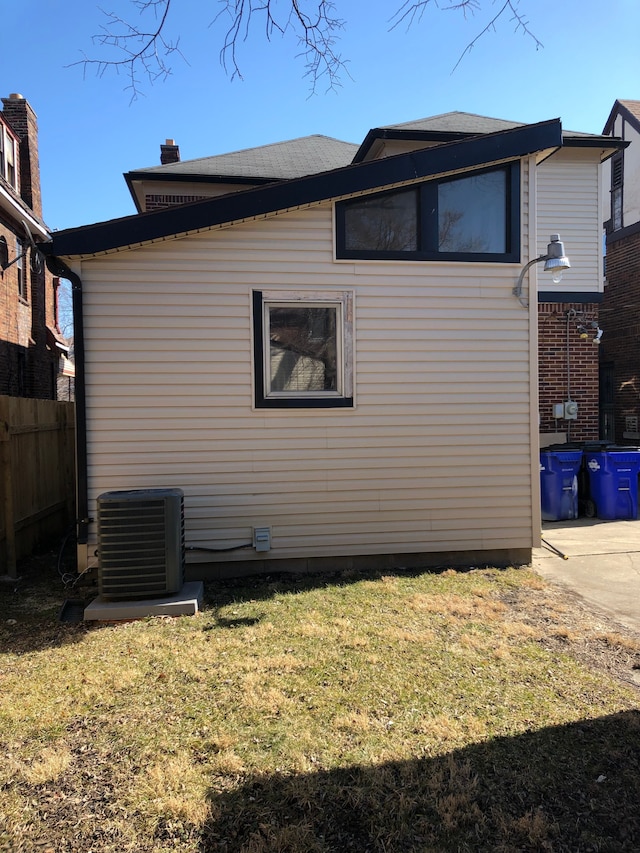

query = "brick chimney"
[1, 93, 42, 218]
[160, 138, 180, 165]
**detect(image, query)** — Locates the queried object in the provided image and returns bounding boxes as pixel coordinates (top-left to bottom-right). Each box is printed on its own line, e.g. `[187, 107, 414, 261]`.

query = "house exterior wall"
[535, 148, 603, 443]
[537, 302, 600, 442]
[132, 179, 261, 211]
[601, 103, 640, 444]
[0, 95, 60, 400]
[0, 215, 57, 398]
[536, 149, 604, 296]
[600, 226, 640, 442]
[74, 167, 538, 577]
[610, 114, 640, 226]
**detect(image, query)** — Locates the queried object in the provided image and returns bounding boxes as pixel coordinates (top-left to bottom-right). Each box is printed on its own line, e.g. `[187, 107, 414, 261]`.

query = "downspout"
[45, 256, 90, 553]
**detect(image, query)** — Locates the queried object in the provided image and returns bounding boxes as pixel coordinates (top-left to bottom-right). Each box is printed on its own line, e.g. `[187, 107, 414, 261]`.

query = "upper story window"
[335, 162, 520, 263]
[0, 119, 18, 190]
[611, 152, 623, 232]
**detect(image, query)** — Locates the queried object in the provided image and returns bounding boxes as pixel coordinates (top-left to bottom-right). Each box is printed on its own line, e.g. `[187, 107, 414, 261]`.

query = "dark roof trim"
[354, 125, 622, 164]
[562, 136, 627, 151]
[603, 100, 640, 137]
[41, 119, 563, 259]
[125, 171, 274, 212]
[538, 291, 603, 304]
[353, 128, 476, 162]
[125, 170, 274, 188]
[606, 218, 640, 246]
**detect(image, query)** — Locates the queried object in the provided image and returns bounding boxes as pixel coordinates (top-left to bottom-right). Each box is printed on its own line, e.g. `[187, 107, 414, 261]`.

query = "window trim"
[0, 119, 19, 190]
[252, 289, 354, 409]
[335, 162, 520, 264]
[16, 236, 27, 301]
[611, 151, 623, 232]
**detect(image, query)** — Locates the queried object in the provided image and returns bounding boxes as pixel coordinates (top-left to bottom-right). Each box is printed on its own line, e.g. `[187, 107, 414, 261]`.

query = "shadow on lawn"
[202, 564, 479, 611]
[198, 711, 640, 853]
[0, 548, 96, 655]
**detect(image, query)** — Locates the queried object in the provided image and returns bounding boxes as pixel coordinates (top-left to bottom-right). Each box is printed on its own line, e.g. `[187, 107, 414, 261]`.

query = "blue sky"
[3, 0, 639, 232]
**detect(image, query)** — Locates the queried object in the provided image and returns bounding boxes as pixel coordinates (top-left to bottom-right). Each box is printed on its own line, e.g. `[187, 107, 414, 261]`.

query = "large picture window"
[336, 162, 519, 263]
[253, 290, 354, 409]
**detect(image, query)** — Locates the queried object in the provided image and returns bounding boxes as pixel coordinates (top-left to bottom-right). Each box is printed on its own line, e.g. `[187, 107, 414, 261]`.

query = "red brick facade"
[538, 302, 601, 443]
[0, 94, 62, 400]
[600, 225, 640, 443]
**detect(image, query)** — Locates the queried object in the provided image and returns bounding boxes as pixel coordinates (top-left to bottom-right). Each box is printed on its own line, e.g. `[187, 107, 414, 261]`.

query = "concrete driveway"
[532, 517, 640, 634]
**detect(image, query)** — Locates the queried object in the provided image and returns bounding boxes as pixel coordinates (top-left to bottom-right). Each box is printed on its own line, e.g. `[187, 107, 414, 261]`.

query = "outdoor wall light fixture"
[513, 234, 571, 307]
[577, 320, 603, 345]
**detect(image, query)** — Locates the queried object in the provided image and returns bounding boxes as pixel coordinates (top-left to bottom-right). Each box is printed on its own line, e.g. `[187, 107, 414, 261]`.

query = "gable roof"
[42, 119, 564, 259]
[603, 99, 640, 136]
[354, 110, 621, 163]
[126, 135, 359, 184]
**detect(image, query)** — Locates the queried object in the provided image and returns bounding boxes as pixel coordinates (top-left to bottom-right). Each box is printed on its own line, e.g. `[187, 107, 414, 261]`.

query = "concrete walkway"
[532, 517, 640, 634]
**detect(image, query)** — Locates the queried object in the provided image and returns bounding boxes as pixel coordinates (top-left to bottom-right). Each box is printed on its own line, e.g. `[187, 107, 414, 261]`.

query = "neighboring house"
[0, 93, 71, 399]
[600, 100, 640, 443]
[40, 112, 620, 579]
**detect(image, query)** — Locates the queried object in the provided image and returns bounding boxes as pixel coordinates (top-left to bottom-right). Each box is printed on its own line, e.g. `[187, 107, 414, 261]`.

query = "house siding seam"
[78, 195, 535, 571]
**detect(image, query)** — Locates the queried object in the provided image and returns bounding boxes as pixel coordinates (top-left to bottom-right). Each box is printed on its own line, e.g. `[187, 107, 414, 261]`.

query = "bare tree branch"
[449, 0, 543, 73]
[390, 0, 542, 72]
[215, 0, 347, 93]
[69, 0, 186, 101]
[73, 0, 541, 98]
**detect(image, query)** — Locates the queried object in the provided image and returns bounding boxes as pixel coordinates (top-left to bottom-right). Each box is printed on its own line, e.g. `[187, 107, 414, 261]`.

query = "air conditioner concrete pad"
[84, 582, 204, 621]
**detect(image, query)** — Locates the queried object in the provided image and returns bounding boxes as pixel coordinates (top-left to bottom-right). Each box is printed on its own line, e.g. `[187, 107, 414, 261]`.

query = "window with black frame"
[336, 162, 519, 263]
[253, 290, 354, 409]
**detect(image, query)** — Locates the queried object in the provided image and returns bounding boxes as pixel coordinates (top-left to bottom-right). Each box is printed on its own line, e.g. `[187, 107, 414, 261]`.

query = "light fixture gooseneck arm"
[513, 234, 571, 309]
[513, 255, 548, 307]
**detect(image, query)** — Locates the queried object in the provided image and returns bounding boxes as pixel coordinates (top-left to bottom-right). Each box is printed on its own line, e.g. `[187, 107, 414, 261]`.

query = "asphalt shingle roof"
[131, 135, 359, 181]
[383, 111, 524, 134]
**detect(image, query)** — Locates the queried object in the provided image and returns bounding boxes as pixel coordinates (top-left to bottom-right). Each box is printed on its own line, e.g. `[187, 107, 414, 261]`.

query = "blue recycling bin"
[540, 449, 583, 521]
[584, 449, 640, 520]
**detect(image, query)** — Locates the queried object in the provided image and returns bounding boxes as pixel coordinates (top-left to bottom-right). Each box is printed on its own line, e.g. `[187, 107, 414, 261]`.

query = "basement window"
[335, 162, 520, 263]
[253, 290, 354, 409]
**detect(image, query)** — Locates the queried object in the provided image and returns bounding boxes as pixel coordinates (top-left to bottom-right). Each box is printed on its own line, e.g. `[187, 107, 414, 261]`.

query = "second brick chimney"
[160, 139, 180, 165]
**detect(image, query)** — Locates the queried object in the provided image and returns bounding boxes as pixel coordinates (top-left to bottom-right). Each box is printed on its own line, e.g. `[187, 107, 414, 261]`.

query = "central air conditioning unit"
[97, 488, 185, 600]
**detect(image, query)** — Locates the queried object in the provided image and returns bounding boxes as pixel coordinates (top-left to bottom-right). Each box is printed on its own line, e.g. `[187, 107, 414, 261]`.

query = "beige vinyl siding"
[536, 148, 603, 293]
[78, 164, 535, 567]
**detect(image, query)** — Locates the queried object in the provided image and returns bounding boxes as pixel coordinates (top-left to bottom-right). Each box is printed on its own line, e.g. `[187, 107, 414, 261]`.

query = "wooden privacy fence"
[0, 396, 75, 578]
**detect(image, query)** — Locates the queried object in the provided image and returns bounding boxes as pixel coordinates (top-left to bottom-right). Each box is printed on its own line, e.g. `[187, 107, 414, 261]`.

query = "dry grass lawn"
[1, 555, 639, 852]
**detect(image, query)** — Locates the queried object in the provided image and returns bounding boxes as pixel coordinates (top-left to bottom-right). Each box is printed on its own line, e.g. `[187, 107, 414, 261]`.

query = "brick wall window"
[0, 119, 18, 190]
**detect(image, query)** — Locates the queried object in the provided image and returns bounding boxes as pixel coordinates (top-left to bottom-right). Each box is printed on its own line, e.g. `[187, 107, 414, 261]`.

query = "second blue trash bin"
[540, 448, 583, 521]
[585, 449, 640, 520]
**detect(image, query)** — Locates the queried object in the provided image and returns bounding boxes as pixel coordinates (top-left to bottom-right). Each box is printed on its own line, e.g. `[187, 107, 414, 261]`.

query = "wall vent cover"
[97, 488, 184, 600]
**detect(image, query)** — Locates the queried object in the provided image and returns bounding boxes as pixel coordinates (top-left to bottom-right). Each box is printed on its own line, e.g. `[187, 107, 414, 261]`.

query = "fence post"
[0, 396, 17, 578]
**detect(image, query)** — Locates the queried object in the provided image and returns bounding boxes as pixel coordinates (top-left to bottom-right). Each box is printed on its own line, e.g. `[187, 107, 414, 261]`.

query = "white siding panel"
[536, 149, 603, 293]
[79, 177, 536, 566]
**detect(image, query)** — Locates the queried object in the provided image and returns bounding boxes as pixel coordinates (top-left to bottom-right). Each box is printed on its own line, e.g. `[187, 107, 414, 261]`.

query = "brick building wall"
[0, 94, 60, 400]
[538, 302, 601, 442]
[600, 225, 640, 443]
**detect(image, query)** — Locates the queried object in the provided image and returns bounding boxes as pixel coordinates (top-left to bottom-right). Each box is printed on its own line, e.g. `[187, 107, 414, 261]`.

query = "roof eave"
[40, 118, 564, 260]
[352, 127, 476, 163]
